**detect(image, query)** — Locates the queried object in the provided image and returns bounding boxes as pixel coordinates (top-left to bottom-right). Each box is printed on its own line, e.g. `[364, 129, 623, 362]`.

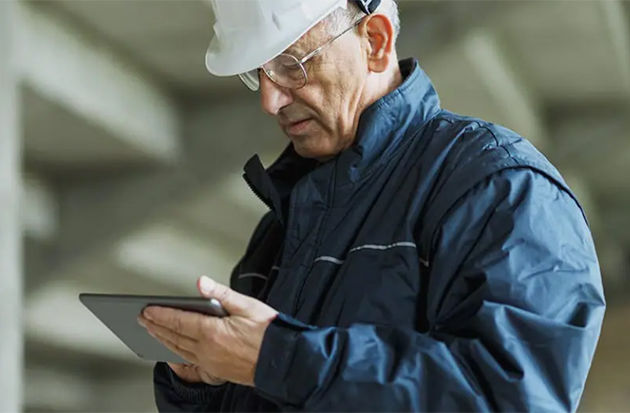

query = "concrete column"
[0, 0, 24, 411]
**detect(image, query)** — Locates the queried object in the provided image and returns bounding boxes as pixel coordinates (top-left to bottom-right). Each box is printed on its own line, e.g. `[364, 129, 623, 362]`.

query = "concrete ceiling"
[16, 0, 630, 411]
[35, 0, 240, 96]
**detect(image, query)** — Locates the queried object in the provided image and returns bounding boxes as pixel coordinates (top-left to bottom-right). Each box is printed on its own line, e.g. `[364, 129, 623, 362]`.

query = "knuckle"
[201, 322, 216, 343]
[173, 315, 183, 334]
[198, 316, 209, 337]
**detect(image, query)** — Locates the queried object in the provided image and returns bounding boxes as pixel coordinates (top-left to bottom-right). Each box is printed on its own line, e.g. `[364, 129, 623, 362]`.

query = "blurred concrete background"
[1, 0, 629, 411]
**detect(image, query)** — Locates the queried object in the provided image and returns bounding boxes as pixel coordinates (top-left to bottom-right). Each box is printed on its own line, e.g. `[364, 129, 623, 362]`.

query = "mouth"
[284, 118, 312, 136]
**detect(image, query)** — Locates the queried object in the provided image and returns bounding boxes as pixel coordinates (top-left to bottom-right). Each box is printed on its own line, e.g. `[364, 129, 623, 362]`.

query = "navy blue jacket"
[154, 59, 605, 412]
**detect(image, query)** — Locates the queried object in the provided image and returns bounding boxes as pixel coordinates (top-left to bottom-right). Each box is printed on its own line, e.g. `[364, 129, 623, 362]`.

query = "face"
[259, 21, 369, 161]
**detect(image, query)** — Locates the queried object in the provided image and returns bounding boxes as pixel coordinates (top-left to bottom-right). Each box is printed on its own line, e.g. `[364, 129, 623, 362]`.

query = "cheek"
[296, 88, 336, 132]
[319, 75, 353, 116]
[297, 61, 363, 140]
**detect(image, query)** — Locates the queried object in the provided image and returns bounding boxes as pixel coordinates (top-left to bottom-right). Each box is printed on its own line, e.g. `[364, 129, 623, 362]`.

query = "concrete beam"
[600, 0, 630, 92]
[23, 367, 93, 411]
[422, 28, 547, 152]
[0, 1, 24, 411]
[553, 170, 626, 276]
[396, 1, 509, 59]
[113, 219, 238, 288]
[557, 172, 626, 288]
[599, 206, 630, 250]
[25, 279, 145, 361]
[592, 236, 627, 290]
[23, 364, 154, 412]
[173, 171, 272, 249]
[462, 30, 547, 151]
[580, 303, 630, 411]
[551, 107, 630, 205]
[15, 2, 180, 164]
[24, 258, 192, 363]
[549, 110, 629, 287]
[559, 172, 601, 232]
[398, 3, 549, 151]
[29, 97, 282, 295]
[22, 174, 57, 241]
[113, 171, 271, 291]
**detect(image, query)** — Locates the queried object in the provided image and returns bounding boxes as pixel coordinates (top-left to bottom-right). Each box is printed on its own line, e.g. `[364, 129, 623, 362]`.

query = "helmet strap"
[354, 0, 382, 14]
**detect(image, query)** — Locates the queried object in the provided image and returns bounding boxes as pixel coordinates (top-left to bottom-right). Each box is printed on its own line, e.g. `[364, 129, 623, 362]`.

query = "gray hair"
[326, 0, 400, 43]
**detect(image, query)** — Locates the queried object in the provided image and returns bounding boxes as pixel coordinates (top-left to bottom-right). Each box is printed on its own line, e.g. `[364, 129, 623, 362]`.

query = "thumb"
[197, 275, 253, 316]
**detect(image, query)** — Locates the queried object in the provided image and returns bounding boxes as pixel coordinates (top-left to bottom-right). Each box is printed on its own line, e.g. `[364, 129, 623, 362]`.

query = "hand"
[167, 362, 226, 386]
[159, 279, 229, 385]
[138, 276, 278, 387]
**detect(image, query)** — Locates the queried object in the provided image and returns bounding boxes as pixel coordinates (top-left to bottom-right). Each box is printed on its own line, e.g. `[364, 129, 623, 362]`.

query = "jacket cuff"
[253, 313, 317, 407]
[155, 361, 227, 403]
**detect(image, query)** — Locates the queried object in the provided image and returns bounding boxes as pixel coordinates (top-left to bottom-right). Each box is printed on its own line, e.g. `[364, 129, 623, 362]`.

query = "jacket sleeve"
[252, 169, 606, 412]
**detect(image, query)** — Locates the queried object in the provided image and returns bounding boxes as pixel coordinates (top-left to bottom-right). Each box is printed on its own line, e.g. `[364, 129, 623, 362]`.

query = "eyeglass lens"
[262, 54, 307, 89]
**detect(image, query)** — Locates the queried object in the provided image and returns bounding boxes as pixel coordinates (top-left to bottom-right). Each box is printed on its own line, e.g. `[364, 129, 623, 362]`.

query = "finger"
[139, 315, 198, 352]
[142, 306, 206, 339]
[152, 330, 197, 364]
[197, 275, 255, 316]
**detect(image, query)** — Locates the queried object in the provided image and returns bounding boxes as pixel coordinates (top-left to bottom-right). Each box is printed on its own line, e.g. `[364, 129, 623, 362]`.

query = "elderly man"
[138, 0, 605, 411]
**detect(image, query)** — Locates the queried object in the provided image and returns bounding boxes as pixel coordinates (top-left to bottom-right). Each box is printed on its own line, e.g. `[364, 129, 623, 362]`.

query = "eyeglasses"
[239, 18, 363, 91]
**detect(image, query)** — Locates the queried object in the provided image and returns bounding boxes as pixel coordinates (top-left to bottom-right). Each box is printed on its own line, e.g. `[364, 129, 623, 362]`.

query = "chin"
[293, 141, 337, 161]
[291, 128, 346, 160]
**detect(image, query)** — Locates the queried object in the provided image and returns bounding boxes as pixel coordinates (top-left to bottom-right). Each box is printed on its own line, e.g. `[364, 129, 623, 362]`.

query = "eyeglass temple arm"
[297, 20, 362, 65]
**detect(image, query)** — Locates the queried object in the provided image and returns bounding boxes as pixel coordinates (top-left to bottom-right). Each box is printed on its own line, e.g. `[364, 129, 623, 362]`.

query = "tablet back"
[79, 293, 226, 363]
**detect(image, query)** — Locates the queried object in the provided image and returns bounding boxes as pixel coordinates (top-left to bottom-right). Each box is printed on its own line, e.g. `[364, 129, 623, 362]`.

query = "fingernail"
[200, 275, 215, 294]
[137, 316, 146, 327]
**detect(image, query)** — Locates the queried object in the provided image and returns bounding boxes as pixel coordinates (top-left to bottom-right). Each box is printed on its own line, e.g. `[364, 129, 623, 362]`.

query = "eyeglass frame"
[239, 17, 365, 91]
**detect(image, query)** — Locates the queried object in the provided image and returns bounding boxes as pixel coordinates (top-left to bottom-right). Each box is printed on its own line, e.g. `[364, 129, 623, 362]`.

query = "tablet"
[79, 293, 228, 363]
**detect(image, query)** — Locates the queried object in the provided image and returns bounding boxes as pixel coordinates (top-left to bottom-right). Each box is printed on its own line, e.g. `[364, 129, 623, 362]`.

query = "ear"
[360, 14, 395, 73]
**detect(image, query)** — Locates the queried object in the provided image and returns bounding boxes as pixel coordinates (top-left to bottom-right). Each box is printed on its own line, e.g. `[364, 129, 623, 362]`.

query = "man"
[138, 0, 605, 411]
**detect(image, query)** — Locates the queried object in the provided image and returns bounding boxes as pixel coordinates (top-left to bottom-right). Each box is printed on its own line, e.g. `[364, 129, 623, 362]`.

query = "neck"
[364, 59, 403, 110]
[382, 59, 404, 97]
[318, 59, 403, 164]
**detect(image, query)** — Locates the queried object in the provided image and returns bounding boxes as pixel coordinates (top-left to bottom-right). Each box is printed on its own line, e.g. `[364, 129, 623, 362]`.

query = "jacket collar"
[337, 58, 441, 182]
[243, 58, 441, 221]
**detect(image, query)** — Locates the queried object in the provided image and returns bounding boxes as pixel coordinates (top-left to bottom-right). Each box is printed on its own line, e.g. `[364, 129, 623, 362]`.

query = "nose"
[260, 71, 293, 116]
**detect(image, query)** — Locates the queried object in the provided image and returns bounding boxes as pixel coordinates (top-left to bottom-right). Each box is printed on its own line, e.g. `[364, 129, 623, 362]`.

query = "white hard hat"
[205, 0, 348, 77]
